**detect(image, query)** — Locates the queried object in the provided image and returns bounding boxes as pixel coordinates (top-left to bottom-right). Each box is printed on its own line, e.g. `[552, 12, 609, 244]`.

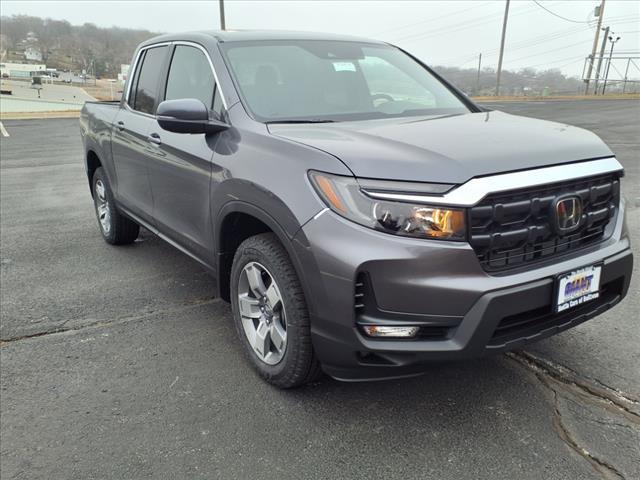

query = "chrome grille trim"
[361, 157, 623, 207]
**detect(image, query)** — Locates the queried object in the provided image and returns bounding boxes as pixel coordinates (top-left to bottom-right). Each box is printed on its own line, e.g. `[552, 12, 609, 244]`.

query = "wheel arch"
[215, 201, 315, 315]
[86, 149, 102, 195]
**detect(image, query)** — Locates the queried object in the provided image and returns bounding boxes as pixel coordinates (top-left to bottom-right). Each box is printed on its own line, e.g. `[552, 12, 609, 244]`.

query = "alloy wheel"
[94, 179, 111, 234]
[237, 261, 287, 365]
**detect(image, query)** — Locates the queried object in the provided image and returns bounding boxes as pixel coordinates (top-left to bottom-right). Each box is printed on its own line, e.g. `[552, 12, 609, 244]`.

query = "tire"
[230, 233, 322, 388]
[92, 167, 139, 245]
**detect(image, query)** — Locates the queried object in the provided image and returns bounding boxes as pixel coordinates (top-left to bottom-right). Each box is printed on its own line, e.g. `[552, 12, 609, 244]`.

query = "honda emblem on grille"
[554, 195, 583, 234]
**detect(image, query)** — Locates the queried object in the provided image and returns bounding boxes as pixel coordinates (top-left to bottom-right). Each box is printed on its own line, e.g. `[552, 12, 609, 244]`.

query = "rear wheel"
[230, 233, 322, 388]
[92, 167, 139, 245]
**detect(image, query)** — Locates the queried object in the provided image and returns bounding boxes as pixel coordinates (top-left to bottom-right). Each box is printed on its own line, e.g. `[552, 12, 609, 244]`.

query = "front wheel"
[92, 167, 139, 245]
[230, 233, 321, 388]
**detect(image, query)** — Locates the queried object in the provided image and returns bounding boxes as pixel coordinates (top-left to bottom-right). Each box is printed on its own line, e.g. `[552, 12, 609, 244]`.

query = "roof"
[140, 30, 386, 47]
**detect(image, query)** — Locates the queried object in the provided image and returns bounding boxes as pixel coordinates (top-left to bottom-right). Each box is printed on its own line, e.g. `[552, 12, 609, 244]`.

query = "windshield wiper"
[265, 119, 336, 124]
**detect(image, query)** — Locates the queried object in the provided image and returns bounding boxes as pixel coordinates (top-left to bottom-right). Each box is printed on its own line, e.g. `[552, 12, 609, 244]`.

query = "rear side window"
[132, 46, 168, 114]
[165, 45, 215, 108]
[126, 51, 144, 109]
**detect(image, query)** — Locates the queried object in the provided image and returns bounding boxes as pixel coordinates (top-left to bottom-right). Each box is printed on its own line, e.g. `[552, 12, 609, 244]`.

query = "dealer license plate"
[556, 265, 602, 313]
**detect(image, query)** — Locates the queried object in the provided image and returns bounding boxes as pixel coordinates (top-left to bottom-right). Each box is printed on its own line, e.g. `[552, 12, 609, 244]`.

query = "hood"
[268, 111, 613, 184]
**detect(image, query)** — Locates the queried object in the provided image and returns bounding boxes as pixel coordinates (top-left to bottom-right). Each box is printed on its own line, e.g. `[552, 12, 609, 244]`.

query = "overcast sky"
[3, 0, 639, 78]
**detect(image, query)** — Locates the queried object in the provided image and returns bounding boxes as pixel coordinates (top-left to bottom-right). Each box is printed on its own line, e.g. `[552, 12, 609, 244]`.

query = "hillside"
[0, 15, 159, 76]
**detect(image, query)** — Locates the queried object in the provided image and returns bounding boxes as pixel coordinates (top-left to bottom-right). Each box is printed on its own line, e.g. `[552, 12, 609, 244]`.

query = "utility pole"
[593, 26, 610, 94]
[622, 57, 631, 94]
[219, 0, 226, 30]
[495, 0, 510, 96]
[602, 35, 621, 95]
[476, 53, 482, 95]
[584, 0, 606, 94]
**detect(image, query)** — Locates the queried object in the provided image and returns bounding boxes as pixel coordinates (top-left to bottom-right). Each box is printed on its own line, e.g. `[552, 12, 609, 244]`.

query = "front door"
[146, 44, 223, 263]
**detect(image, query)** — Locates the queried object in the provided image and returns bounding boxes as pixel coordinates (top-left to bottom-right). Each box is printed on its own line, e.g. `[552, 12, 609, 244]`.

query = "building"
[0, 62, 47, 78]
[117, 64, 130, 83]
[24, 46, 43, 62]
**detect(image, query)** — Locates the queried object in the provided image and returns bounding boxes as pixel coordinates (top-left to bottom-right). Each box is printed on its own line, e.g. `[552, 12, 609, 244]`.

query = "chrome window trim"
[172, 41, 229, 110]
[124, 42, 171, 110]
[361, 157, 623, 207]
[124, 40, 229, 116]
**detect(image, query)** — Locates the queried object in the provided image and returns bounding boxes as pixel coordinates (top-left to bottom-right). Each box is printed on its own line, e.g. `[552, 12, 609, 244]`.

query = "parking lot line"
[0, 121, 9, 137]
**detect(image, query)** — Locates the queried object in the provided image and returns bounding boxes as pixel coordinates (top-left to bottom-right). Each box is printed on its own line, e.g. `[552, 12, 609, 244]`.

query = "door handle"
[116, 121, 125, 131]
[147, 133, 162, 145]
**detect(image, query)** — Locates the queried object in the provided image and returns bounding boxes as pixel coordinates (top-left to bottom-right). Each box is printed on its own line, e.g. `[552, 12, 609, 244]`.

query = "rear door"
[111, 45, 169, 221]
[146, 43, 223, 263]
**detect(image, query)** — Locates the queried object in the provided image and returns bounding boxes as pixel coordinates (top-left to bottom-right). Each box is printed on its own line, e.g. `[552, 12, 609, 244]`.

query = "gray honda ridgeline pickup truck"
[80, 31, 633, 388]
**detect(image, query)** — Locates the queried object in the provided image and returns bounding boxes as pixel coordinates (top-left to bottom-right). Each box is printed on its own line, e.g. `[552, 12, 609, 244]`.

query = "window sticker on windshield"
[332, 62, 356, 72]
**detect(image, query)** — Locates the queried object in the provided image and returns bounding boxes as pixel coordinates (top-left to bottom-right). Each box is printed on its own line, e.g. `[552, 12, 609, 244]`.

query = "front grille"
[489, 277, 624, 346]
[469, 173, 620, 272]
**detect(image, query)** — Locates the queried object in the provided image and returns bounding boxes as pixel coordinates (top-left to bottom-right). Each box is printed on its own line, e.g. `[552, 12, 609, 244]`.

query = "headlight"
[309, 171, 466, 240]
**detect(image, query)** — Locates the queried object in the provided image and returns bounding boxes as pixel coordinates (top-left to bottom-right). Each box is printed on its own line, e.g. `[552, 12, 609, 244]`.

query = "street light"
[602, 35, 621, 95]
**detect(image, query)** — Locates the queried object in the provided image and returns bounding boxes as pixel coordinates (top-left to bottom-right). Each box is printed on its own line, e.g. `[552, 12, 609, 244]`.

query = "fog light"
[362, 326, 419, 338]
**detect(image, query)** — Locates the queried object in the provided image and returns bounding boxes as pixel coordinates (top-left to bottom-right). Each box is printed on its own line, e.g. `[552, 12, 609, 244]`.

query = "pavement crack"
[586, 417, 637, 431]
[541, 373, 626, 480]
[0, 298, 221, 346]
[507, 351, 640, 420]
[0, 327, 72, 345]
[507, 351, 640, 479]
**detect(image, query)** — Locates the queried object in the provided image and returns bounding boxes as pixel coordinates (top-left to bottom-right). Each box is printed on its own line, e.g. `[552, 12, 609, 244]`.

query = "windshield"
[221, 40, 470, 122]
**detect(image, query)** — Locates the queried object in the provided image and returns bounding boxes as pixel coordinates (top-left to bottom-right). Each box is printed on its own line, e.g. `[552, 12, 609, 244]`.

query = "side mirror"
[156, 98, 228, 134]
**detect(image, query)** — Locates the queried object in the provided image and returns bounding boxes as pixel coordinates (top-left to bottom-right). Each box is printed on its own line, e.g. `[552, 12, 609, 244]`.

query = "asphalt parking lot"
[1, 100, 638, 479]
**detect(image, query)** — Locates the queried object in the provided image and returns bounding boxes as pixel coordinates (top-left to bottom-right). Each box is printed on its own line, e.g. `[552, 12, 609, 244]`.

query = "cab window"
[131, 46, 168, 114]
[165, 45, 215, 109]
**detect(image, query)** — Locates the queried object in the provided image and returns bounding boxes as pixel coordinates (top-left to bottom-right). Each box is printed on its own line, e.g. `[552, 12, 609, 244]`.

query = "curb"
[0, 111, 81, 120]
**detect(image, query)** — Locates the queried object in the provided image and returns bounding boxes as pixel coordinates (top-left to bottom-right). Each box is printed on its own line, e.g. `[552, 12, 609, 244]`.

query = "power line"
[458, 55, 482, 68]
[373, 1, 493, 36]
[440, 16, 638, 67]
[545, 58, 586, 71]
[391, 3, 537, 44]
[389, 3, 638, 48]
[389, 8, 507, 42]
[483, 24, 592, 57]
[506, 38, 592, 64]
[532, 0, 593, 24]
[527, 55, 585, 69]
[441, 24, 593, 65]
[390, 3, 539, 42]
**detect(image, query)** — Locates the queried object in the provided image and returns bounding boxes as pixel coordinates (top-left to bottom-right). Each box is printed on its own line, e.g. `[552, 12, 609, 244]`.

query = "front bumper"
[292, 200, 633, 381]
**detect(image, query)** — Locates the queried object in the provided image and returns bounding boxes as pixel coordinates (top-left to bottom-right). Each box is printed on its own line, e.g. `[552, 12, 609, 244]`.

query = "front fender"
[213, 194, 322, 316]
